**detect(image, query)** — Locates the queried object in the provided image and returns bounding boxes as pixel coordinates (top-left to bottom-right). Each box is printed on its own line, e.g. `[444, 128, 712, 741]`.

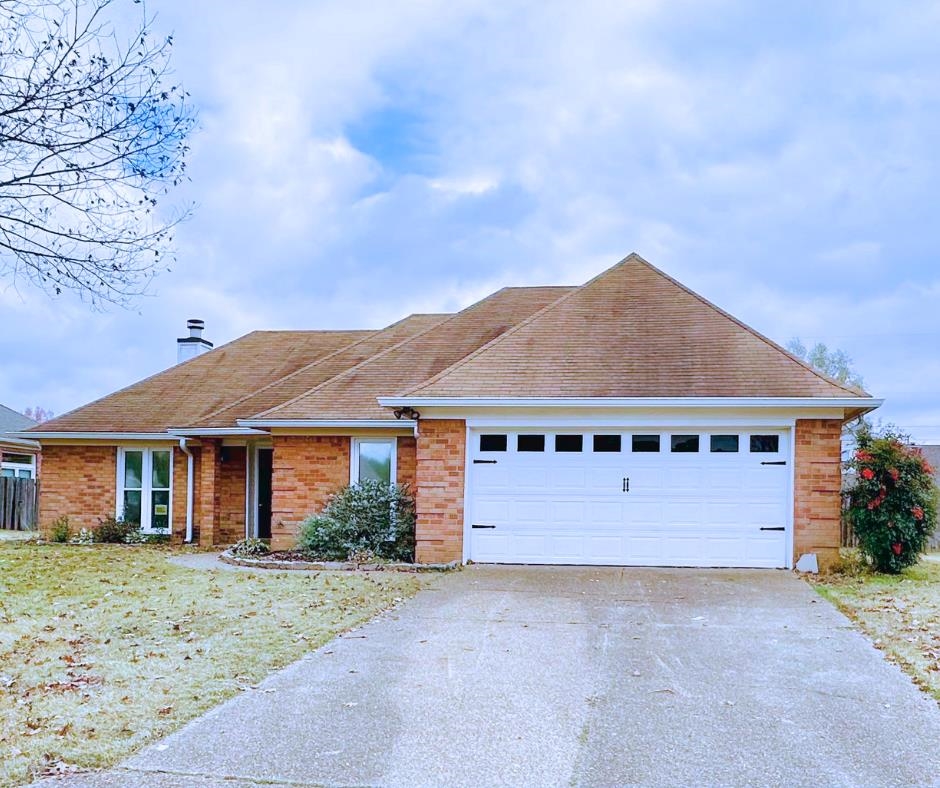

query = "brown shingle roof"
[185, 314, 450, 428]
[252, 286, 575, 421]
[33, 330, 373, 433]
[406, 254, 868, 399]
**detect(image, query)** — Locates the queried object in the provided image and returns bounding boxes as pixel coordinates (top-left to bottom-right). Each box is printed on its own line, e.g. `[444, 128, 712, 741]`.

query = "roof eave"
[377, 396, 884, 411]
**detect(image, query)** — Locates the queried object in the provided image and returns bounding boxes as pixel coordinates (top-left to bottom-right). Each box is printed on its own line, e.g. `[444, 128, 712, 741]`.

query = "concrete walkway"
[34, 566, 940, 787]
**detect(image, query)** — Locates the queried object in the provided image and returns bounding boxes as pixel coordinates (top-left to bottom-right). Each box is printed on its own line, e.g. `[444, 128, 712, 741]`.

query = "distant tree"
[787, 339, 865, 390]
[0, 0, 195, 306]
[23, 406, 54, 422]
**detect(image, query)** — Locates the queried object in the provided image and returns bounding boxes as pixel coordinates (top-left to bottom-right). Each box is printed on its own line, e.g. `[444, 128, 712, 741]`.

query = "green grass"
[0, 543, 422, 786]
[813, 557, 940, 701]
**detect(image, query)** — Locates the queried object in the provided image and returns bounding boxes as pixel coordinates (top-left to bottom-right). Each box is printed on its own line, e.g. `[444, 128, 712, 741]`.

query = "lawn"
[0, 543, 423, 786]
[814, 557, 940, 701]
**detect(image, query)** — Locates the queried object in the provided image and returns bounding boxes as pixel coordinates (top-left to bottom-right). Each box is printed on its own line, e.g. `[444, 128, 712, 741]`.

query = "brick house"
[16, 254, 880, 569]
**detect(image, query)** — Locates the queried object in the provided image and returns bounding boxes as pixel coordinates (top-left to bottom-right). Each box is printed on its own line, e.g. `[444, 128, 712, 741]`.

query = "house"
[0, 405, 39, 479]
[16, 254, 881, 569]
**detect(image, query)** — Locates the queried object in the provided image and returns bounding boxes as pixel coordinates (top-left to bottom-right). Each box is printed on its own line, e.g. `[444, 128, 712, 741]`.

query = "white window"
[117, 448, 172, 533]
[0, 453, 35, 479]
[350, 438, 397, 485]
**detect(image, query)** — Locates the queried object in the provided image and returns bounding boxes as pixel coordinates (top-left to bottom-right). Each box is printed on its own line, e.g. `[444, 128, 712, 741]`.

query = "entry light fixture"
[393, 406, 421, 421]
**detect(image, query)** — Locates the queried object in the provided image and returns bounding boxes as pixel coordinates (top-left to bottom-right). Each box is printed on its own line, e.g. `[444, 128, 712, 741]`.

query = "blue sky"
[1, 0, 939, 438]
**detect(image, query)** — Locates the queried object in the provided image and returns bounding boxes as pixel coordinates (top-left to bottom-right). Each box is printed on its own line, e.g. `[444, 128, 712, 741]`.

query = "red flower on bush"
[913, 505, 925, 521]
[856, 450, 874, 463]
[891, 542, 903, 556]
[889, 468, 900, 482]
[860, 467, 875, 480]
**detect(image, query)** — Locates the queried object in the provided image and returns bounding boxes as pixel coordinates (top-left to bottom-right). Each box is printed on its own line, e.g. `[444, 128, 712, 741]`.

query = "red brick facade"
[397, 436, 417, 490]
[414, 419, 466, 563]
[38, 444, 117, 532]
[270, 435, 350, 550]
[793, 419, 843, 570]
[219, 446, 247, 544]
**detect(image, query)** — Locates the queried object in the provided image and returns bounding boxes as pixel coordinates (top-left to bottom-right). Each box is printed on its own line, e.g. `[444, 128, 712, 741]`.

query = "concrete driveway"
[36, 566, 940, 787]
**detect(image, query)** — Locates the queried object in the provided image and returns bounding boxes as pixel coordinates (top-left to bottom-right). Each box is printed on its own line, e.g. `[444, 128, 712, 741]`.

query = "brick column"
[793, 419, 843, 570]
[415, 419, 466, 564]
[198, 439, 222, 547]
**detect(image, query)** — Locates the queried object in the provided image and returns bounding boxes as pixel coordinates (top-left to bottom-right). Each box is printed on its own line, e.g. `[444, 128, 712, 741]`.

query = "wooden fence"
[0, 476, 38, 530]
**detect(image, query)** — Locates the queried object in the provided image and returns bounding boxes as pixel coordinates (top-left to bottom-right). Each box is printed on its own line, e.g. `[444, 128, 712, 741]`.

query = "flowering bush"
[846, 426, 938, 573]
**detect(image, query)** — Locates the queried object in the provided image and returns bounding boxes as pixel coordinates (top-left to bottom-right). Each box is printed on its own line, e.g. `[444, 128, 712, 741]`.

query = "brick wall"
[38, 445, 117, 533]
[414, 419, 465, 563]
[172, 447, 189, 544]
[219, 446, 246, 544]
[397, 436, 417, 490]
[794, 419, 843, 570]
[270, 435, 349, 550]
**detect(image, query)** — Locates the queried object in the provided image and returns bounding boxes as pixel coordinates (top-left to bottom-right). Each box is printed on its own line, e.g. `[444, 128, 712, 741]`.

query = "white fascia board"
[0, 435, 41, 449]
[465, 416, 803, 429]
[377, 396, 883, 410]
[168, 427, 269, 437]
[237, 419, 416, 429]
[9, 431, 174, 441]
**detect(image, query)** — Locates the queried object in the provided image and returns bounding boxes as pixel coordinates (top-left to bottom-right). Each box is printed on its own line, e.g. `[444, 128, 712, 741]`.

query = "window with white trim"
[351, 439, 397, 484]
[0, 453, 35, 479]
[118, 448, 172, 533]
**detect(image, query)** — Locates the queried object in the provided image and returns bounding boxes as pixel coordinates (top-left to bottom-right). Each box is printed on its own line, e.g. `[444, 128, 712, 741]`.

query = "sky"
[1, 0, 939, 439]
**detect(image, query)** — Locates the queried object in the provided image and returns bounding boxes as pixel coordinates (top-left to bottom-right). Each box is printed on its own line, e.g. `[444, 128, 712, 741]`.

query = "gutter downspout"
[179, 438, 194, 543]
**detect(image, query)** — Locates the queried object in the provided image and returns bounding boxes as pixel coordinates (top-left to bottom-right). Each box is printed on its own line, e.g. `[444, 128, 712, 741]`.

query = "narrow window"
[517, 434, 545, 452]
[671, 435, 700, 453]
[593, 435, 621, 453]
[632, 435, 661, 453]
[710, 435, 740, 453]
[354, 440, 395, 483]
[122, 450, 143, 527]
[555, 434, 583, 453]
[480, 434, 508, 452]
[750, 435, 780, 453]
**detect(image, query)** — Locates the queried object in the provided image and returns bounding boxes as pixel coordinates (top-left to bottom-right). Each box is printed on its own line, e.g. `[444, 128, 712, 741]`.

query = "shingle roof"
[252, 286, 575, 421]
[406, 254, 868, 399]
[185, 314, 450, 428]
[33, 330, 374, 433]
[0, 405, 36, 433]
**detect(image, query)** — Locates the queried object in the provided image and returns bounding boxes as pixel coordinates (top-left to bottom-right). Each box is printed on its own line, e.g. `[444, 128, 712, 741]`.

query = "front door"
[257, 448, 273, 540]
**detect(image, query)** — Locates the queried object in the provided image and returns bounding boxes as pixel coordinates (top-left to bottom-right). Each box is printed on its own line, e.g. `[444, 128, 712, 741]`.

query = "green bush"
[49, 516, 71, 543]
[231, 537, 270, 558]
[95, 515, 140, 544]
[297, 480, 415, 562]
[846, 425, 938, 573]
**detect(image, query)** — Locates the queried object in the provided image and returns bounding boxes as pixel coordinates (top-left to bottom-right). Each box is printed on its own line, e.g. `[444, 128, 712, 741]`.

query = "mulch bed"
[220, 549, 459, 573]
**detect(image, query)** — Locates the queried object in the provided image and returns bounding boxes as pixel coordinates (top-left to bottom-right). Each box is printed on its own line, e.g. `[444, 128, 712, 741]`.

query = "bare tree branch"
[0, 0, 196, 306]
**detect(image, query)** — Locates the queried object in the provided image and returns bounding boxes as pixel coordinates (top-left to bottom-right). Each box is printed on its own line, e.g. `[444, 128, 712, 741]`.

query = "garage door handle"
[622, 477, 630, 492]
[473, 459, 498, 465]
[471, 524, 496, 529]
[760, 526, 785, 531]
[761, 461, 787, 466]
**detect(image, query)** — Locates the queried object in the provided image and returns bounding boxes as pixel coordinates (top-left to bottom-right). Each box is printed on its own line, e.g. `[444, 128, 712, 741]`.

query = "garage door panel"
[468, 429, 790, 568]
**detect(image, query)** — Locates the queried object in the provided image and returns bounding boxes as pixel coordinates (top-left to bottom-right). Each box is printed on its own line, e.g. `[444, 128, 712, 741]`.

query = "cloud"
[1, 0, 939, 440]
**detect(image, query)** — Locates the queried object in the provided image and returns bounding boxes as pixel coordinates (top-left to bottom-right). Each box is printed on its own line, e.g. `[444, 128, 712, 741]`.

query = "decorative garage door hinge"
[473, 459, 498, 464]
[471, 524, 496, 529]
[761, 461, 787, 466]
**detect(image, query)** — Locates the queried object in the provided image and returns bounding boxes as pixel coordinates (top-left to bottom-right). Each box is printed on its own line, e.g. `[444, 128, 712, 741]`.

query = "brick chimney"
[177, 319, 213, 364]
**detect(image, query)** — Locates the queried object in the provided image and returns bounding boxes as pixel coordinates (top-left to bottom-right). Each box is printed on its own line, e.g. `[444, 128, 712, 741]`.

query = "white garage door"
[468, 429, 790, 568]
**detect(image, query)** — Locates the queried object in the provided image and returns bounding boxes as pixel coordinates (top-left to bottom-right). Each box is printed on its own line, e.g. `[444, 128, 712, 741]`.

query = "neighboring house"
[915, 445, 940, 549]
[0, 404, 39, 479]
[14, 254, 881, 570]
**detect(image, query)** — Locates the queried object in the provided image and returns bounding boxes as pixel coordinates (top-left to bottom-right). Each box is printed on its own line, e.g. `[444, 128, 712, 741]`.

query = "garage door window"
[710, 435, 739, 453]
[593, 434, 621, 453]
[518, 434, 545, 452]
[555, 435, 583, 452]
[750, 435, 780, 453]
[480, 434, 508, 452]
[671, 435, 700, 453]
[632, 435, 660, 452]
